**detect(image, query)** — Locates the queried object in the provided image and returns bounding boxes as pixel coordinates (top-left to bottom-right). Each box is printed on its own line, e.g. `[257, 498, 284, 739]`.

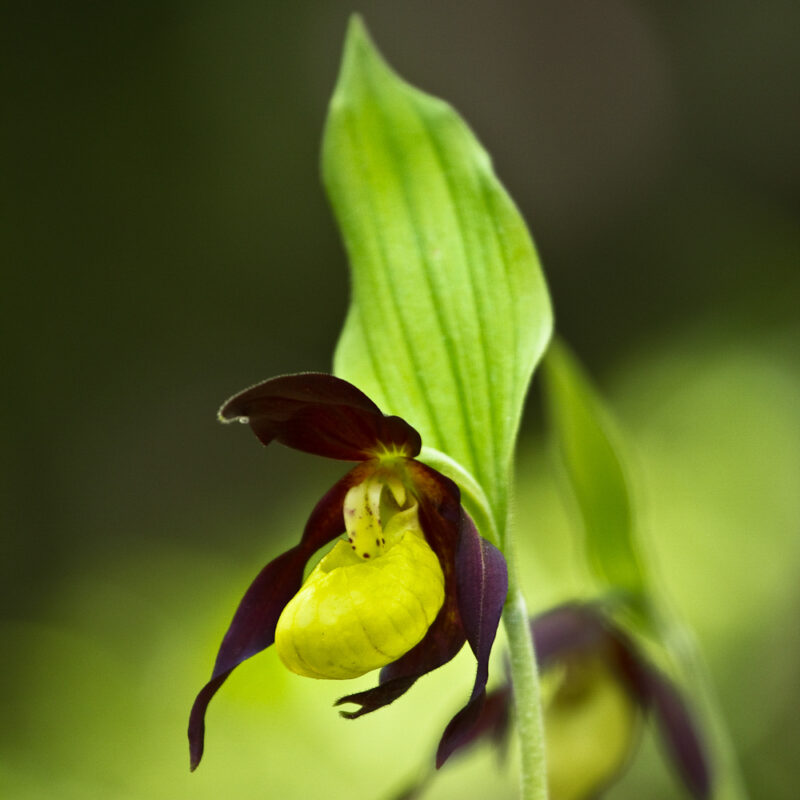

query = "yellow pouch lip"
[275, 514, 444, 680]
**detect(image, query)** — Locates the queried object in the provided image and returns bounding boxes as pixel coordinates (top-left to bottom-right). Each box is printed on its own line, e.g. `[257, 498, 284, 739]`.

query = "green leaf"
[324, 16, 552, 529]
[541, 339, 648, 607]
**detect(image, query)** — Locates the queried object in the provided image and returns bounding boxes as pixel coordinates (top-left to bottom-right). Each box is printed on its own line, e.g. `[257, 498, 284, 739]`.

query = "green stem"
[502, 546, 549, 800]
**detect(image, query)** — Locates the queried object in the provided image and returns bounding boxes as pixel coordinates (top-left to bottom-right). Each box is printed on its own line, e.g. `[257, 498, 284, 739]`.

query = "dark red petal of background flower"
[532, 604, 651, 700]
[335, 461, 466, 717]
[219, 372, 421, 460]
[644, 667, 712, 799]
[187, 465, 367, 770]
[436, 512, 508, 768]
[530, 603, 609, 666]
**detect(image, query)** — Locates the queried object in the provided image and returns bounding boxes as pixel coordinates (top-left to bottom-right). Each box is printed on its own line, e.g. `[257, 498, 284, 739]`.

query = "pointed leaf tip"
[345, 13, 368, 47]
[335, 14, 392, 95]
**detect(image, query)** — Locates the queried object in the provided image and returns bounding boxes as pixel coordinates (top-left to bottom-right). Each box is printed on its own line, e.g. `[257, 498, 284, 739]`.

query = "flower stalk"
[503, 563, 549, 800]
[493, 466, 549, 800]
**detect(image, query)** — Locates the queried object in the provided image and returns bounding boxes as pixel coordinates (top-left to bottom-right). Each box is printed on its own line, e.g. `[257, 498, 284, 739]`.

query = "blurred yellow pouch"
[543, 654, 639, 800]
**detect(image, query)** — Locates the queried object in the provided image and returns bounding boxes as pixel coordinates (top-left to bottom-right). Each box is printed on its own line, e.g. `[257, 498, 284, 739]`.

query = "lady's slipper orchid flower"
[411, 603, 711, 800]
[188, 373, 508, 772]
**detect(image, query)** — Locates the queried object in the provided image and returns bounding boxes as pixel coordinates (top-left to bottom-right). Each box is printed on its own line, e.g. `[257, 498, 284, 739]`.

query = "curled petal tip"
[217, 408, 247, 425]
[334, 692, 372, 719]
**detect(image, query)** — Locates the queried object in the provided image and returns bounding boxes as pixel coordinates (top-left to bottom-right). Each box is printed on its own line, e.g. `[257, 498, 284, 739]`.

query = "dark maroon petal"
[335, 674, 421, 719]
[336, 461, 467, 718]
[219, 372, 421, 460]
[441, 685, 513, 765]
[187, 672, 230, 771]
[188, 465, 368, 770]
[644, 668, 712, 799]
[437, 512, 508, 768]
[465, 686, 513, 752]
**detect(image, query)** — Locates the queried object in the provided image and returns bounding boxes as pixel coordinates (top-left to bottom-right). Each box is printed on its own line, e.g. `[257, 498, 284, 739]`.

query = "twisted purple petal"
[188, 465, 368, 769]
[436, 511, 508, 767]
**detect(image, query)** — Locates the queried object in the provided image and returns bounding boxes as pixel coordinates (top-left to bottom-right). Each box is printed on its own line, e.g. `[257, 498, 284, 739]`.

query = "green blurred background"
[3, 1, 798, 798]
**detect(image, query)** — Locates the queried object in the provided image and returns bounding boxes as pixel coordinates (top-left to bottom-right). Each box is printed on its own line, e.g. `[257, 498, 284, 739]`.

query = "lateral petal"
[436, 511, 508, 767]
[188, 465, 368, 769]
